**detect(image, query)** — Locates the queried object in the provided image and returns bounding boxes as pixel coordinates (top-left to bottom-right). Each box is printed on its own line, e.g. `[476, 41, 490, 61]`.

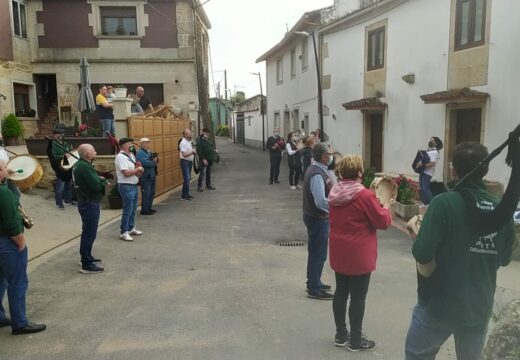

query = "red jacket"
[329, 180, 392, 275]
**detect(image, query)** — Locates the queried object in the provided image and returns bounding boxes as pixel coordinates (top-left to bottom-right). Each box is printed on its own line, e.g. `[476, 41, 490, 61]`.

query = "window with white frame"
[276, 58, 283, 84]
[11, 0, 27, 38]
[301, 38, 308, 71]
[290, 49, 296, 79]
[100, 7, 137, 36]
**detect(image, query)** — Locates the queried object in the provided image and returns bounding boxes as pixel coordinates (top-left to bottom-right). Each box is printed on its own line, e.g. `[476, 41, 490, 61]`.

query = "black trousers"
[288, 166, 302, 186]
[269, 154, 281, 181]
[333, 272, 371, 343]
[197, 163, 212, 188]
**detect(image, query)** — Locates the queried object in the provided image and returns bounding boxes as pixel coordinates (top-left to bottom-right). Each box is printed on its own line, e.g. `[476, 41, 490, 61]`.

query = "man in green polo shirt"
[0, 160, 46, 335]
[72, 144, 107, 274]
[405, 142, 516, 360]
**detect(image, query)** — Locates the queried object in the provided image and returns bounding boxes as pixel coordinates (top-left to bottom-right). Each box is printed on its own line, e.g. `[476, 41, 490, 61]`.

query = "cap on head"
[140, 137, 151, 143]
[52, 128, 65, 134]
[118, 137, 134, 146]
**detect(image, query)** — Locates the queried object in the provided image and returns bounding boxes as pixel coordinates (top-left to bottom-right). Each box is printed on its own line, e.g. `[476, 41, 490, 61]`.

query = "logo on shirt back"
[469, 200, 498, 255]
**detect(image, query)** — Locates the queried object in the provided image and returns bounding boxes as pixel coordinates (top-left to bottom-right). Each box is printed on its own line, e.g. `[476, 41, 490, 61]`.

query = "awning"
[420, 87, 489, 104]
[342, 97, 387, 111]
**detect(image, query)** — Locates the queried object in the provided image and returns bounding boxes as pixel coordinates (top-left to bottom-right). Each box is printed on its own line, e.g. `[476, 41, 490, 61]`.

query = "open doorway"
[33, 74, 57, 121]
[364, 112, 384, 172]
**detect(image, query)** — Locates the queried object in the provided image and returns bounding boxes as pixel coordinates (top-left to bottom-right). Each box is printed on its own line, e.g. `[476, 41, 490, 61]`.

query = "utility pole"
[216, 81, 221, 127]
[224, 70, 228, 100]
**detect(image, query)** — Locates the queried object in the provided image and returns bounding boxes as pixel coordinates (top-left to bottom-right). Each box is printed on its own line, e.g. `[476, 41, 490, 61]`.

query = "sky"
[203, 0, 333, 100]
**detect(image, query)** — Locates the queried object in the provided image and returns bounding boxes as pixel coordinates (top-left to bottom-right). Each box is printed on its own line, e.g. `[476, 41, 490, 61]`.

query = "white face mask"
[327, 156, 333, 166]
[273, 132, 279, 137]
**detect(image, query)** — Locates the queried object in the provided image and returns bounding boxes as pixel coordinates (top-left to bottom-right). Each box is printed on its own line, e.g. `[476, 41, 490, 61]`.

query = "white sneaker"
[120, 232, 134, 241]
[130, 228, 143, 236]
[289, 186, 297, 190]
[297, 185, 303, 189]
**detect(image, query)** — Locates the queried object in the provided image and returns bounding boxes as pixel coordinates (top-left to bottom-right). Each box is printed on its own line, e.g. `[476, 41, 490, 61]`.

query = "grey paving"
[1, 139, 517, 360]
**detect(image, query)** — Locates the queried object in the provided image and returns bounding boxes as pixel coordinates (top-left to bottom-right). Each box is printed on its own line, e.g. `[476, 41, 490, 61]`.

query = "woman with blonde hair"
[328, 155, 392, 351]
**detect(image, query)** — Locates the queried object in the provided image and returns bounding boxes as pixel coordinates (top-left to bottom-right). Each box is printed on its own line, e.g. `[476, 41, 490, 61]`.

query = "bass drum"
[7, 155, 44, 189]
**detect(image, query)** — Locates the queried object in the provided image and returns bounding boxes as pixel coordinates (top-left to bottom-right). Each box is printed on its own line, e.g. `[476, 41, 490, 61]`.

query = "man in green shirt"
[196, 128, 216, 192]
[405, 142, 516, 360]
[0, 160, 46, 335]
[72, 144, 107, 274]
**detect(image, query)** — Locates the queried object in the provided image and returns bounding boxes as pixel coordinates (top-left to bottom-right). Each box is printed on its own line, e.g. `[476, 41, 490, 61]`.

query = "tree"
[231, 91, 246, 104]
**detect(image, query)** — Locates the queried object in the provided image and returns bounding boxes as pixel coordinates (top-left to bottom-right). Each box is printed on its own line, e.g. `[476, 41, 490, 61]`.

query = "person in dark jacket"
[72, 144, 107, 274]
[196, 128, 216, 192]
[265, 128, 285, 184]
[136, 138, 158, 215]
[49, 128, 74, 209]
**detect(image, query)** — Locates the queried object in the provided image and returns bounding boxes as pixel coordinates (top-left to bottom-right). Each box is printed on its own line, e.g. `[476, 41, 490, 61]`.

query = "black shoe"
[347, 338, 376, 352]
[335, 331, 350, 347]
[150, 209, 157, 213]
[307, 291, 333, 300]
[306, 284, 332, 292]
[181, 197, 192, 201]
[90, 257, 102, 263]
[206, 186, 216, 190]
[65, 201, 77, 205]
[141, 210, 154, 215]
[12, 322, 46, 335]
[0, 318, 11, 328]
[187, 195, 195, 199]
[79, 264, 104, 274]
[274, 180, 280, 184]
[197, 187, 204, 192]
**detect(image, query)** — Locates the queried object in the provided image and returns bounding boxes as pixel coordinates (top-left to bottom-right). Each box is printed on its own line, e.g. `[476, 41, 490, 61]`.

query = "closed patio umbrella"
[77, 57, 96, 122]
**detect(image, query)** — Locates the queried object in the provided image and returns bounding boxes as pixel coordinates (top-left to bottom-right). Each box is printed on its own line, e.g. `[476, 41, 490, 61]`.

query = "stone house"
[0, 0, 211, 139]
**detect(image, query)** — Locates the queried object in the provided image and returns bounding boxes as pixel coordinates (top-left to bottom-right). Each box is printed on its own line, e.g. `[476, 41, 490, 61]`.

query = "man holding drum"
[73, 144, 107, 274]
[0, 160, 46, 335]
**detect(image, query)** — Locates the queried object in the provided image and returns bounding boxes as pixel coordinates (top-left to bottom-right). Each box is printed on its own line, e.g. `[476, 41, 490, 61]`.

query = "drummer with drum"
[50, 129, 75, 209]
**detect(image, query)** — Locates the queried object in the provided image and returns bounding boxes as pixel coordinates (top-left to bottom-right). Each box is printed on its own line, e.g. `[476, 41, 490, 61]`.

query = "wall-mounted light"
[402, 73, 415, 84]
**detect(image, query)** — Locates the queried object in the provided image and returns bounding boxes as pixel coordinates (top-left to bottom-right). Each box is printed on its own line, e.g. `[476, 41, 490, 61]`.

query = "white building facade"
[234, 95, 266, 149]
[320, 0, 519, 188]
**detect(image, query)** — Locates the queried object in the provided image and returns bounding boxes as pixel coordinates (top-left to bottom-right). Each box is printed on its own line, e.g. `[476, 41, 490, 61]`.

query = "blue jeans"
[140, 177, 156, 212]
[78, 200, 100, 266]
[100, 118, 115, 137]
[180, 159, 192, 198]
[0, 236, 29, 330]
[118, 184, 138, 234]
[419, 173, 433, 205]
[303, 213, 329, 293]
[405, 303, 488, 360]
[54, 175, 72, 206]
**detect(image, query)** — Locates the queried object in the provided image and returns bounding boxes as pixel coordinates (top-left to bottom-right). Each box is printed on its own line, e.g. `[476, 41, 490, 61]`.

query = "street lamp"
[295, 30, 324, 142]
[250, 72, 266, 150]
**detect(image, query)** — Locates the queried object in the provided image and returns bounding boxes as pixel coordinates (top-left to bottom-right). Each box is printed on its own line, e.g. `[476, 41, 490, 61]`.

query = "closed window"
[455, 0, 486, 50]
[100, 7, 137, 36]
[11, 0, 27, 38]
[367, 27, 385, 71]
[13, 83, 34, 117]
[274, 112, 280, 129]
[276, 58, 283, 84]
[290, 49, 296, 79]
[301, 39, 308, 71]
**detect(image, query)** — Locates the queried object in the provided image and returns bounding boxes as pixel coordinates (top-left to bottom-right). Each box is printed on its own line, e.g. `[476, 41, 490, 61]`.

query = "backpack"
[412, 150, 430, 174]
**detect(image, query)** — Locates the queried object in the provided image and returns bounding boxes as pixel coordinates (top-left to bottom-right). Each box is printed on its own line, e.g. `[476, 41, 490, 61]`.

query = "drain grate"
[278, 240, 305, 247]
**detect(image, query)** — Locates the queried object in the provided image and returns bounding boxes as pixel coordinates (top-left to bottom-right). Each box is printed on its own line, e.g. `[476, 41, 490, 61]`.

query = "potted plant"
[1, 113, 23, 145]
[114, 85, 127, 98]
[391, 175, 419, 220]
[107, 183, 123, 209]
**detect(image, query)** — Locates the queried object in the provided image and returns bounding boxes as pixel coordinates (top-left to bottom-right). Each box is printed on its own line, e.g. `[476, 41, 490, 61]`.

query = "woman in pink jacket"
[328, 155, 392, 352]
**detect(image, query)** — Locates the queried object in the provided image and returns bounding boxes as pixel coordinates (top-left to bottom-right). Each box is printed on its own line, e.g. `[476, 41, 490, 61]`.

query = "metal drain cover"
[277, 240, 305, 247]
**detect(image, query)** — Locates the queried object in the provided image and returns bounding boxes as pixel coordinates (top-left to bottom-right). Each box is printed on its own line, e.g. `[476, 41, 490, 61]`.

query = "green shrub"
[216, 125, 229, 137]
[1, 113, 23, 138]
[362, 167, 376, 189]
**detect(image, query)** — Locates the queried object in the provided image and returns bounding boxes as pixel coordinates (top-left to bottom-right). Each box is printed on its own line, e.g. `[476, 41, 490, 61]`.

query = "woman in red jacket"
[328, 155, 392, 352]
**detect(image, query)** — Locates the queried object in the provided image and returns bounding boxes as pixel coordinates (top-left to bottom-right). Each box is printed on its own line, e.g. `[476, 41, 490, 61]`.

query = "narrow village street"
[1, 138, 519, 360]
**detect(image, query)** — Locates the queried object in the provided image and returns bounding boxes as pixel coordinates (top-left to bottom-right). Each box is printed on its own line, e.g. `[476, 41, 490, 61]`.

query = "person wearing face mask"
[115, 138, 144, 241]
[416, 136, 443, 205]
[196, 128, 216, 192]
[328, 155, 392, 351]
[286, 131, 303, 190]
[265, 128, 285, 184]
[72, 144, 107, 273]
[303, 143, 335, 300]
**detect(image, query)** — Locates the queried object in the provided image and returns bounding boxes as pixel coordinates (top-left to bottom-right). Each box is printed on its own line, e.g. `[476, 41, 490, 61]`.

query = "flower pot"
[114, 88, 127, 98]
[26, 137, 114, 155]
[4, 136, 19, 146]
[108, 195, 123, 209]
[391, 201, 419, 221]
